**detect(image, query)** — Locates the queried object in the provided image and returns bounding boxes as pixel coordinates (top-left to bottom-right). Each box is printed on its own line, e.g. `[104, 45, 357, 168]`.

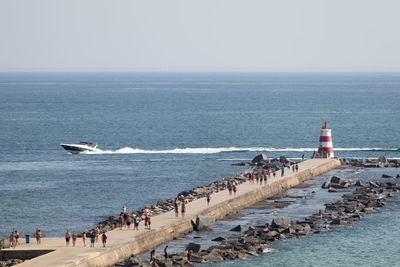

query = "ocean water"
[1, 73, 400, 265]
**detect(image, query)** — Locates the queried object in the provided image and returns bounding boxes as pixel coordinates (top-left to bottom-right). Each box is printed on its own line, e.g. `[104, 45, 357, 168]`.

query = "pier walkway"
[4, 158, 340, 267]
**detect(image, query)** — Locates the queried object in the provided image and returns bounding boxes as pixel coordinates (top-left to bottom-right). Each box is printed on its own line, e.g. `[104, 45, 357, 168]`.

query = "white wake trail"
[84, 147, 399, 155]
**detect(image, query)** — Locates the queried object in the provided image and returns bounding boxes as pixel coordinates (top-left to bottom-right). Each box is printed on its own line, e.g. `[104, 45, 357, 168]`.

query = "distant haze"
[1, 0, 400, 72]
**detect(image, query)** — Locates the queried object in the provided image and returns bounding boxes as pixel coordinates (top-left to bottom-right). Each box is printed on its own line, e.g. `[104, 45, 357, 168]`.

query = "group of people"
[8, 230, 20, 248]
[281, 162, 299, 176]
[65, 228, 107, 248]
[174, 197, 187, 218]
[118, 207, 152, 231]
[249, 169, 276, 185]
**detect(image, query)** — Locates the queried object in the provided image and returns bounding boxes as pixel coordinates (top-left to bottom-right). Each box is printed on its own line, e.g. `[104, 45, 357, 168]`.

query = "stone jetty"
[2, 158, 340, 267]
[120, 177, 399, 266]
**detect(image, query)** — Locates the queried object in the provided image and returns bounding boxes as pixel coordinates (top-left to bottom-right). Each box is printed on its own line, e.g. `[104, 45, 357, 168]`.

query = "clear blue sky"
[1, 0, 400, 72]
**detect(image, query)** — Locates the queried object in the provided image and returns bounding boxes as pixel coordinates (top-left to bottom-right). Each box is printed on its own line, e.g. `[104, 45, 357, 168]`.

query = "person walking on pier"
[302, 154, 305, 161]
[144, 214, 151, 229]
[134, 215, 141, 230]
[227, 181, 232, 195]
[101, 232, 107, 247]
[36, 229, 42, 245]
[118, 213, 124, 230]
[126, 215, 132, 230]
[181, 201, 186, 218]
[65, 230, 71, 247]
[273, 169, 276, 179]
[14, 230, 20, 246]
[94, 227, 100, 243]
[72, 231, 77, 247]
[233, 183, 237, 195]
[82, 232, 87, 247]
[206, 193, 211, 206]
[123, 212, 128, 229]
[292, 164, 295, 173]
[90, 232, 95, 248]
[174, 198, 179, 217]
[281, 165, 285, 176]
[296, 163, 299, 172]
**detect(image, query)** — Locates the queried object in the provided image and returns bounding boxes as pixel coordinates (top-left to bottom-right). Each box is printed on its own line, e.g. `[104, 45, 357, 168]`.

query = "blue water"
[1, 73, 400, 264]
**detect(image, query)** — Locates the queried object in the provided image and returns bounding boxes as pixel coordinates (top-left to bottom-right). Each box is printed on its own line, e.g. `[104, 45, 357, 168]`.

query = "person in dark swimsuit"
[65, 230, 71, 247]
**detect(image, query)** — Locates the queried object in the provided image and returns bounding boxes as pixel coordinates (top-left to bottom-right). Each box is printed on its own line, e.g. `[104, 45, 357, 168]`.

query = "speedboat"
[60, 142, 102, 154]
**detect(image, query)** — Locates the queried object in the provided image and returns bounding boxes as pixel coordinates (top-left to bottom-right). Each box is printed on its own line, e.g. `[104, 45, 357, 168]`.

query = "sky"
[1, 0, 400, 72]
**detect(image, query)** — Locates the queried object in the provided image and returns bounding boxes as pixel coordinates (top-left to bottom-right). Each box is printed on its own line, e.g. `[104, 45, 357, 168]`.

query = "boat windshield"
[79, 142, 97, 147]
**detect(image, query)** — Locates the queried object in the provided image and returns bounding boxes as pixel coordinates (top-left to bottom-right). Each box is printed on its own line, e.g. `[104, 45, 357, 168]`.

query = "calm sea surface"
[1, 73, 399, 265]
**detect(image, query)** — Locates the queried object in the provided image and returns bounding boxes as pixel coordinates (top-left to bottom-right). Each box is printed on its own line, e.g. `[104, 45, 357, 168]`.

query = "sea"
[1, 72, 400, 266]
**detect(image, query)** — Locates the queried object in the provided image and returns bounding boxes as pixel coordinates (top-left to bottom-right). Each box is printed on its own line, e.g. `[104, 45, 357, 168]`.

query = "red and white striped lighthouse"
[317, 122, 334, 158]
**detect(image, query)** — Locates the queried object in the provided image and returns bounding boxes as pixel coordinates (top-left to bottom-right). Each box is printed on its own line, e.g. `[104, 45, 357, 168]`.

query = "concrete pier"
[6, 158, 340, 267]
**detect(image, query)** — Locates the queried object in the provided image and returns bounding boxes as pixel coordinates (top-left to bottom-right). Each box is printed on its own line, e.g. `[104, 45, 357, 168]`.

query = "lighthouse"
[317, 122, 334, 158]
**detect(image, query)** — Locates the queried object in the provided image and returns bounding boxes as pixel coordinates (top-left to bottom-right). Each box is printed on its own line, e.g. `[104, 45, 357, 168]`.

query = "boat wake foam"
[82, 147, 399, 155]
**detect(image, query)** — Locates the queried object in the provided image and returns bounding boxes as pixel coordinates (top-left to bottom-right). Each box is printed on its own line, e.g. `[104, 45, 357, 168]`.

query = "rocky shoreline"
[116, 175, 400, 267]
[340, 155, 400, 168]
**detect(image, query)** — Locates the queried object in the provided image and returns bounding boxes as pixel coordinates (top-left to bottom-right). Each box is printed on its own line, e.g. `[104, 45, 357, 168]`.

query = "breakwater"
[9, 158, 340, 267]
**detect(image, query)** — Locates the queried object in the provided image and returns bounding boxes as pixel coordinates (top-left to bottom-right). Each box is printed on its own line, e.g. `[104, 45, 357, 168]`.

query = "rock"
[321, 181, 330, 189]
[212, 237, 226, 242]
[331, 218, 348, 225]
[230, 225, 244, 232]
[355, 180, 365, 186]
[397, 174, 400, 178]
[123, 256, 145, 266]
[190, 255, 205, 263]
[363, 207, 374, 213]
[378, 155, 388, 165]
[252, 154, 268, 164]
[328, 187, 339, 192]
[330, 176, 344, 184]
[265, 231, 279, 238]
[382, 174, 393, 178]
[203, 249, 224, 263]
[279, 156, 288, 163]
[271, 217, 291, 228]
[196, 216, 215, 231]
[178, 191, 191, 197]
[185, 243, 201, 253]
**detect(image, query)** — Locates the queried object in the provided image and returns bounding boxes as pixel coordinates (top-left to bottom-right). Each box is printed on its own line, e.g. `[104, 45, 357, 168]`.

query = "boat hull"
[60, 144, 101, 154]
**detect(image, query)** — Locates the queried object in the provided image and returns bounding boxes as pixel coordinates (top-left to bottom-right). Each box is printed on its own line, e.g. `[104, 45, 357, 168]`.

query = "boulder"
[230, 225, 244, 232]
[185, 243, 201, 253]
[203, 249, 224, 263]
[279, 156, 288, 163]
[211, 237, 225, 242]
[355, 180, 365, 187]
[271, 217, 291, 228]
[195, 216, 215, 231]
[252, 154, 268, 164]
[363, 207, 374, 213]
[328, 187, 339, 192]
[331, 218, 348, 225]
[378, 155, 388, 165]
[321, 181, 330, 189]
[382, 174, 393, 178]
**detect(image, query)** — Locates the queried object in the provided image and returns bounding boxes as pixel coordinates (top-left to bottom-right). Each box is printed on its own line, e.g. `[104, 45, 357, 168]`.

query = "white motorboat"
[60, 142, 102, 154]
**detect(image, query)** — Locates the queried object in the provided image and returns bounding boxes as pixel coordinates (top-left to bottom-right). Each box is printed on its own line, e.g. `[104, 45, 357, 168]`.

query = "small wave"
[84, 147, 399, 155]
[263, 247, 276, 253]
